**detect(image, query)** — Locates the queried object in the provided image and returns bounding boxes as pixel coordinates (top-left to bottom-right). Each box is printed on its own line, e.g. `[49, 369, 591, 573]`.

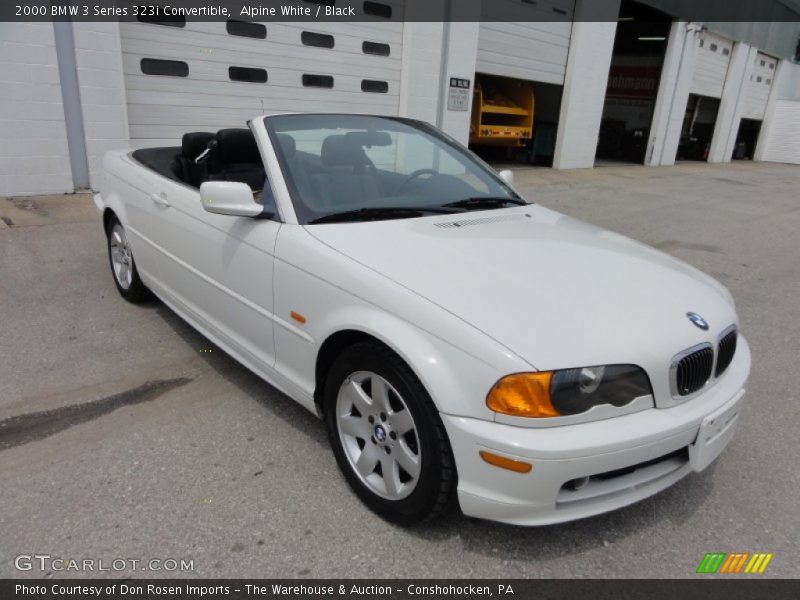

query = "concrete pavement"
[0, 162, 798, 578]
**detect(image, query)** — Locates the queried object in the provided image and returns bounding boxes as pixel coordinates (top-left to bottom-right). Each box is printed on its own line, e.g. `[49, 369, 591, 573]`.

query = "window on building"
[710, 43, 718, 52]
[363, 41, 390, 56]
[140, 58, 189, 77]
[361, 79, 388, 93]
[722, 48, 730, 56]
[363, 1, 392, 18]
[226, 20, 267, 39]
[303, 74, 334, 88]
[302, 31, 335, 48]
[137, 14, 186, 27]
[229, 66, 268, 83]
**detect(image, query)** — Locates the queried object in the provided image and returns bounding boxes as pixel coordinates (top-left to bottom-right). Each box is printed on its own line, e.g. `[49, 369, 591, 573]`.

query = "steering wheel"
[393, 169, 439, 195]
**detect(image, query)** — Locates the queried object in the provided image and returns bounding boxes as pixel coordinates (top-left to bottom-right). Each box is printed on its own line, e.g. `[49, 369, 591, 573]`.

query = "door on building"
[676, 31, 731, 162]
[595, 0, 672, 165]
[735, 51, 777, 159]
[472, 0, 572, 165]
[119, 4, 405, 147]
[677, 94, 721, 161]
[732, 119, 762, 160]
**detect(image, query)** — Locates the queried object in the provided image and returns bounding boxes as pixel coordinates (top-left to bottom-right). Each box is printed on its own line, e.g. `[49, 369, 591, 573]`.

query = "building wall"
[2, 14, 799, 196]
[553, 0, 620, 169]
[755, 61, 800, 164]
[72, 22, 130, 190]
[0, 23, 73, 196]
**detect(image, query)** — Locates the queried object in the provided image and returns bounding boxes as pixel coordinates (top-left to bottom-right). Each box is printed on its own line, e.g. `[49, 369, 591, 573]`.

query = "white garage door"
[760, 100, 800, 164]
[690, 32, 732, 98]
[742, 52, 777, 120]
[119, 8, 404, 146]
[476, 0, 573, 85]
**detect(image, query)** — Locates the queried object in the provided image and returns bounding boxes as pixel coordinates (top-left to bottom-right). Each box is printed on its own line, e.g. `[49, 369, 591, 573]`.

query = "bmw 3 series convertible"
[96, 113, 750, 525]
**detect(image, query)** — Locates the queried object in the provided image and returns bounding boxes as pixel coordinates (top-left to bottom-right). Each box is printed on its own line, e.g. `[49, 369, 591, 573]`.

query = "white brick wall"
[0, 23, 73, 196]
[73, 22, 130, 190]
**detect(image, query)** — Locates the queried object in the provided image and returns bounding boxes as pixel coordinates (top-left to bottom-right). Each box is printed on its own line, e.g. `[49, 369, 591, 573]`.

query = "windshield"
[263, 114, 522, 224]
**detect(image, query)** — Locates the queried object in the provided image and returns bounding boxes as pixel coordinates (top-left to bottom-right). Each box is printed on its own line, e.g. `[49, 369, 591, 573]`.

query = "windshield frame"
[262, 113, 524, 225]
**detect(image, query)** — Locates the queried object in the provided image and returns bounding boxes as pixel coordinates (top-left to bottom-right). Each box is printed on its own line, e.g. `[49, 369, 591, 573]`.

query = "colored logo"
[696, 552, 773, 574]
[687, 312, 710, 330]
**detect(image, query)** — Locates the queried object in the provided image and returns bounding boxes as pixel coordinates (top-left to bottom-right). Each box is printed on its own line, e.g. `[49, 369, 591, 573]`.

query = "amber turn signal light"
[479, 451, 532, 473]
[486, 372, 560, 418]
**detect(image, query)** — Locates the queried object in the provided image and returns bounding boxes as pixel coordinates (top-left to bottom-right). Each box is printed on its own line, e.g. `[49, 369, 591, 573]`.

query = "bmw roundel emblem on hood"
[686, 312, 709, 331]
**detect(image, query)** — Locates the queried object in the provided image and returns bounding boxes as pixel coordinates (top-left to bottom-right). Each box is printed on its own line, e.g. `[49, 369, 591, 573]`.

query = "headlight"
[487, 365, 652, 418]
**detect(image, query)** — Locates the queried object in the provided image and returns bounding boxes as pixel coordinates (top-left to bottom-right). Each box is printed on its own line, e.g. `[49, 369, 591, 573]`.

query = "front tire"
[324, 342, 456, 524]
[106, 217, 150, 303]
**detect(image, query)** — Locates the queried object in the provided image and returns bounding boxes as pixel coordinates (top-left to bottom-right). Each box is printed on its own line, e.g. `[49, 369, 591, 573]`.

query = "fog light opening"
[565, 476, 590, 491]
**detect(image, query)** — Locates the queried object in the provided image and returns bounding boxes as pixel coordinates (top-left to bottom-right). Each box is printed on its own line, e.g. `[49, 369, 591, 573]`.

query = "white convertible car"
[96, 114, 750, 525]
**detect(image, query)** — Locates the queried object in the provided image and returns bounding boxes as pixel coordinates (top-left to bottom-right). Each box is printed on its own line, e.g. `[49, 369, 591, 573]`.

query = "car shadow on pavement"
[142, 296, 717, 560]
[147, 300, 329, 448]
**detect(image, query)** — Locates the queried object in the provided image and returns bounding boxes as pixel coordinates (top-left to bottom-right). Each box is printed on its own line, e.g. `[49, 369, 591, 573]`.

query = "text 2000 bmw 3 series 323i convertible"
[96, 114, 750, 525]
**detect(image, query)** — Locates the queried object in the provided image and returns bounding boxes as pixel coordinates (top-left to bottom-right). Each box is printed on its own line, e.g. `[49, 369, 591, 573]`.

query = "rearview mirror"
[498, 169, 515, 188]
[200, 181, 264, 218]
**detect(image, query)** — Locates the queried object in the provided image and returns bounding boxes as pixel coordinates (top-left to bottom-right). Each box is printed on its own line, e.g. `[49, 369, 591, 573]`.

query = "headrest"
[321, 135, 368, 167]
[181, 132, 214, 158]
[214, 128, 261, 164]
[276, 134, 296, 159]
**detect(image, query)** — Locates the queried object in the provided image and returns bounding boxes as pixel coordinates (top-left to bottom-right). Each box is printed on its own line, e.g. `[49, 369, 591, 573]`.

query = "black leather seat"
[308, 135, 381, 210]
[206, 128, 265, 191]
[173, 131, 214, 187]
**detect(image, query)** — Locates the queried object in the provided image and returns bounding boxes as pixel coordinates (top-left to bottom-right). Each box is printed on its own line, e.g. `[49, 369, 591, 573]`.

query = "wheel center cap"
[373, 425, 387, 443]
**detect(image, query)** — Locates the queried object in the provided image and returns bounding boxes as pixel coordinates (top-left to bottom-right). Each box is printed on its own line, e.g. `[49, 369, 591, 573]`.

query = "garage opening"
[732, 119, 762, 160]
[677, 94, 721, 161]
[468, 75, 563, 166]
[596, 0, 672, 165]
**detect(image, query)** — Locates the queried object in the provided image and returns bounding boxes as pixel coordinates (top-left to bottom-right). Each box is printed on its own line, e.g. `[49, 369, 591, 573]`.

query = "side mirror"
[200, 181, 263, 218]
[498, 169, 515, 188]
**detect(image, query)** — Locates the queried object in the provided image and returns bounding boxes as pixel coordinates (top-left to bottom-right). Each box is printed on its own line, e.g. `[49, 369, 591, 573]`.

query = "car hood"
[305, 205, 737, 376]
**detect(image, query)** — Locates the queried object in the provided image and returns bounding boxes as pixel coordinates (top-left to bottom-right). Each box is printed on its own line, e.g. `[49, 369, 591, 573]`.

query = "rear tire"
[106, 216, 150, 303]
[324, 342, 456, 524]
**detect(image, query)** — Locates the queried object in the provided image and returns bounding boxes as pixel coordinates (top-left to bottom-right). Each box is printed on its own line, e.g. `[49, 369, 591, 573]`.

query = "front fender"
[273, 226, 530, 420]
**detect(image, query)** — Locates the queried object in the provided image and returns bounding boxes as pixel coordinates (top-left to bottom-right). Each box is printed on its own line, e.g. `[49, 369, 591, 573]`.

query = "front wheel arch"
[315, 330, 392, 414]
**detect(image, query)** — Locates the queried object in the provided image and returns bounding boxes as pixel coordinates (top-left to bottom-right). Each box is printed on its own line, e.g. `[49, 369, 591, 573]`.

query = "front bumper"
[442, 336, 751, 526]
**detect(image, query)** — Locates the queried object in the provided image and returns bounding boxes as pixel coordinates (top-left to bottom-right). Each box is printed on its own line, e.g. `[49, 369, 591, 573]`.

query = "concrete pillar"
[646, 22, 701, 166]
[398, 0, 480, 145]
[71, 22, 131, 189]
[437, 20, 480, 145]
[399, 21, 445, 126]
[552, 0, 620, 169]
[707, 42, 755, 163]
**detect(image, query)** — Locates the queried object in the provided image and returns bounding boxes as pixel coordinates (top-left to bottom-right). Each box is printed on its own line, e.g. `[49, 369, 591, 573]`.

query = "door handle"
[150, 192, 171, 208]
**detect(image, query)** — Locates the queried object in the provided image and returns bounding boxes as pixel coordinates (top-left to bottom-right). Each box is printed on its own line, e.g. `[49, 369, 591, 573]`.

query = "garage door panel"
[120, 37, 401, 74]
[128, 97, 398, 129]
[121, 17, 403, 145]
[690, 32, 732, 98]
[742, 52, 776, 120]
[126, 86, 398, 118]
[122, 49, 400, 84]
[477, 1, 572, 84]
[125, 86, 398, 110]
[121, 23, 403, 56]
[761, 100, 800, 163]
[184, 20, 404, 43]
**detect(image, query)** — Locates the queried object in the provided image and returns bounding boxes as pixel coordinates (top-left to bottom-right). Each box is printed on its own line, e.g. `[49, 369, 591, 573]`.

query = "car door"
[146, 175, 280, 373]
